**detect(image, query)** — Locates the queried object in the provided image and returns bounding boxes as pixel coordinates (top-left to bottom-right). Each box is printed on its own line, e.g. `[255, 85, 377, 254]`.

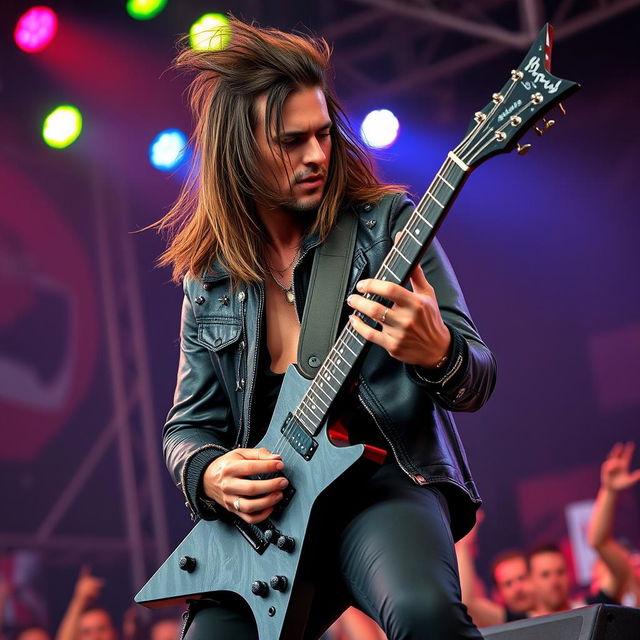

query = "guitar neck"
[292, 154, 470, 438]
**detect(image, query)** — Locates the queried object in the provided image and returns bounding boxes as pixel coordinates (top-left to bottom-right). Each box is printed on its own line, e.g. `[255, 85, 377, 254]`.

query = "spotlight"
[360, 109, 400, 149]
[149, 129, 189, 171]
[189, 13, 231, 51]
[43, 105, 82, 149]
[15, 6, 58, 53]
[127, 0, 167, 21]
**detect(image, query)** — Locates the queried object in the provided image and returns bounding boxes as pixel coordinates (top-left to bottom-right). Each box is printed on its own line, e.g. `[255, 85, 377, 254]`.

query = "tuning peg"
[543, 117, 555, 130]
[558, 102, 567, 116]
[534, 125, 544, 136]
[517, 143, 532, 155]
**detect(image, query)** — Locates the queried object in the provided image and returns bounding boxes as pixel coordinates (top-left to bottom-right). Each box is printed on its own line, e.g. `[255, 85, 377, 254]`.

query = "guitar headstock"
[457, 24, 579, 169]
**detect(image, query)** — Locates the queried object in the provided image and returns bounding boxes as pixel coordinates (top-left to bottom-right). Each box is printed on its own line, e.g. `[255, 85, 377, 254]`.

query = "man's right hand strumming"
[202, 447, 289, 524]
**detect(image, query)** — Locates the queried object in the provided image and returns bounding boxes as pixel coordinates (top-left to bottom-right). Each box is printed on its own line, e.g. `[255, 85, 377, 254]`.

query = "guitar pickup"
[281, 413, 318, 460]
[233, 519, 269, 554]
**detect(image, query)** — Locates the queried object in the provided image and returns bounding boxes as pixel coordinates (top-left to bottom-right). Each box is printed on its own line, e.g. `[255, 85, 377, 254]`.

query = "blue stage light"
[149, 129, 188, 171]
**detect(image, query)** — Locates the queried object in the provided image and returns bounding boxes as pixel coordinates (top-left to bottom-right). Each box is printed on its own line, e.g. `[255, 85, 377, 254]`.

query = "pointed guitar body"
[135, 364, 365, 640]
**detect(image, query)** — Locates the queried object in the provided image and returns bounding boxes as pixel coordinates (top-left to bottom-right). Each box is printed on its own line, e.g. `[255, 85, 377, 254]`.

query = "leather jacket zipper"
[357, 392, 427, 486]
[235, 292, 248, 446]
[242, 283, 264, 447]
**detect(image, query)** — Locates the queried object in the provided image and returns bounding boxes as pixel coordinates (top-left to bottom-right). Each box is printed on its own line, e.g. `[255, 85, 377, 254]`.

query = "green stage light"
[127, 0, 167, 20]
[43, 105, 82, 149]
[189, 13, 231, 51]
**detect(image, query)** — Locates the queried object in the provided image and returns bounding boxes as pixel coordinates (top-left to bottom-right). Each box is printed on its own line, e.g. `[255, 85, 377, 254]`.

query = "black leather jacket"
[163, 193, 496, 540]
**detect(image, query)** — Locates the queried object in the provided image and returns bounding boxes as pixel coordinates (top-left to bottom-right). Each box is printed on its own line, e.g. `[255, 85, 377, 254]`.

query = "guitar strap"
[297, 206, 359, 379]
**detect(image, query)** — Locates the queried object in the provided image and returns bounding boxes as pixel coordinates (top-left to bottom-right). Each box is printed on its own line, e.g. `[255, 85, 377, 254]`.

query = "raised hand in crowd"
[587, 441, 640, 604]
[72, 567, 104, 609]
[454, 510, 514, 627]
[55, 567, 105, 640]
[600, 442, 640, 493]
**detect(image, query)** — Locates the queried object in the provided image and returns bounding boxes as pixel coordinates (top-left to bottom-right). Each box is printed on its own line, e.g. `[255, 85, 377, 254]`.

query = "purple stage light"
[14, 6, 58, 53]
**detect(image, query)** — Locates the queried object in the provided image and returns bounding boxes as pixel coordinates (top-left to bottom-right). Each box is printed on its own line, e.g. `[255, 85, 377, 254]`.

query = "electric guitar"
[135, 23, 579, 639]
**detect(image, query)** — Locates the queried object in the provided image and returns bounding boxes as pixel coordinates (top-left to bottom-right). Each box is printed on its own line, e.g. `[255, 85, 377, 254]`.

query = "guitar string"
[277, 75, 535, 479]
[281, 92, 496, 446]
[270, 155, 464, 475]
[271, 154, 463, 468]
[455, 75, 519, 158]
[263, 79, 525, 473]
[267, 154, 464, 471]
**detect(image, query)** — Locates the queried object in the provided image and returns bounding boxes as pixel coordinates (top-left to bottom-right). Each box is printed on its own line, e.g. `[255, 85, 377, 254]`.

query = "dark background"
[1, 0, 639, 631]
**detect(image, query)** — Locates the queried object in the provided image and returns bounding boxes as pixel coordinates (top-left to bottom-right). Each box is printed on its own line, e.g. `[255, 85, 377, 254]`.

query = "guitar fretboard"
[292, 156, 469, 437]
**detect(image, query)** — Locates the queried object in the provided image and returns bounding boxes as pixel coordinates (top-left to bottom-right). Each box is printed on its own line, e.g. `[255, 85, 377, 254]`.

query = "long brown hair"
[152, 17, 403, 284]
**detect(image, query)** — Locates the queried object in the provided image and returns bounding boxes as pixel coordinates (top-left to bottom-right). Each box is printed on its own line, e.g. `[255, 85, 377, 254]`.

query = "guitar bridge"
[233, 519, 269, 554]
[281, 413, 318, 460]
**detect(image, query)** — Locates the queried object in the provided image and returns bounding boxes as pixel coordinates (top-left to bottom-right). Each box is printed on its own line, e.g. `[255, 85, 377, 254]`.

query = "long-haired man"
[154, 17, 496, 640]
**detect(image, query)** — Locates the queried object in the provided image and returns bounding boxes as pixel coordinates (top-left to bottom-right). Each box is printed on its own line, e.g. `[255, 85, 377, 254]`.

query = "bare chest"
[264, 276, 301, 374]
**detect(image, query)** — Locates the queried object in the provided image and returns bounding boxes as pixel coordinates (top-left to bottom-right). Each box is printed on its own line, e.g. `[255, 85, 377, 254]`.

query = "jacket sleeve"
[162, 276, 237, 520]
[388, 194, 497, 412]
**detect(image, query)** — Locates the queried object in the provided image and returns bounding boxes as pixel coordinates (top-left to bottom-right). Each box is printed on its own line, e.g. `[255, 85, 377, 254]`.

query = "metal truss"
[0, 159, 170, 592]
[316, 0, 640, 103]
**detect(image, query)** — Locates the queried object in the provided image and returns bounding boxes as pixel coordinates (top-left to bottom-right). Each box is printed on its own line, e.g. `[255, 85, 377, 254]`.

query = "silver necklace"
[268, 269, 296, 304]
[266, 248, 300, 304]
[266, 249, 299, 274]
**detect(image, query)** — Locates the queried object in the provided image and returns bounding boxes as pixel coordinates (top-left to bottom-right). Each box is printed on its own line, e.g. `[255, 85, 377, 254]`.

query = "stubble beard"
[283, 167, 327, 213]
[283, 193, 323, 213]
[282, 179, 326, 214]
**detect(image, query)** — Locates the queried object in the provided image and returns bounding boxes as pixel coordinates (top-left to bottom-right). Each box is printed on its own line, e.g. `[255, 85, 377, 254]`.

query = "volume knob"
[276, 535, 295, 552]
[178, 556, 197, 572]
[270, 575, 288, 592]
[251, 581, 269, 597]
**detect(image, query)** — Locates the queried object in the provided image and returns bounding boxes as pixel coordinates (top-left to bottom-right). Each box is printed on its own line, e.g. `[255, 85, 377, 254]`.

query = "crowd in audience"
[0, 566, 181, 640]
[1, 442, 639, 640]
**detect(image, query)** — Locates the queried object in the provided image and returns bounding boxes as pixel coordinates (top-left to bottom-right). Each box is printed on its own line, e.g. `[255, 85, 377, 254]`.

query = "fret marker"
[415, 228, 420, 234]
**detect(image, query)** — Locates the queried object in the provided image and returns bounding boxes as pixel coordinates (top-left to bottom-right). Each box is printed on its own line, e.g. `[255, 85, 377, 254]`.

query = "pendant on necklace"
[285, 289, 295, 304]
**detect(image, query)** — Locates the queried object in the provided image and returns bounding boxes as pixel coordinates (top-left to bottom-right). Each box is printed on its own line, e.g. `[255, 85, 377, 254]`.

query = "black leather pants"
[180, 461, 481, 640]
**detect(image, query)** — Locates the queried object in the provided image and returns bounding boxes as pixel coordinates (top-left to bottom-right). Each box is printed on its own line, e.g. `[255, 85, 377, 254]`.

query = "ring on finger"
[380, 308, 390, 324]
[233, 498, 242, 512]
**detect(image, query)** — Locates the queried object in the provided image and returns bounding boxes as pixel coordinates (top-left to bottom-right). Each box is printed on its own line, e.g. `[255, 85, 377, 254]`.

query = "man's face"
[529, 552, 571, 612]
[254, 85, 332, 213]
[79, 610, 117, 640]
[493, 557, 535, 613]
[17, 629, 50, 640]
[150, 619, 179, 640]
